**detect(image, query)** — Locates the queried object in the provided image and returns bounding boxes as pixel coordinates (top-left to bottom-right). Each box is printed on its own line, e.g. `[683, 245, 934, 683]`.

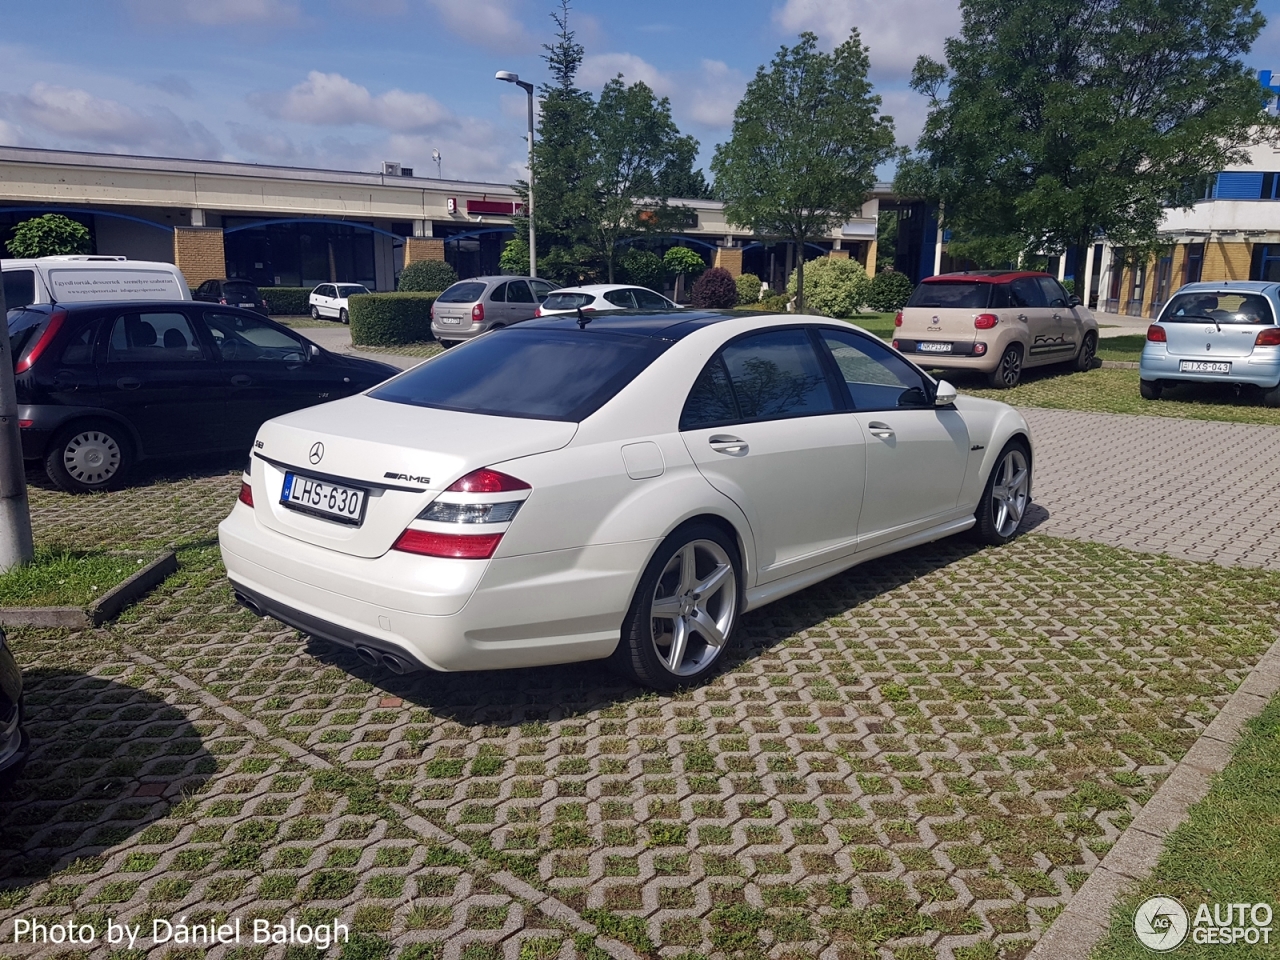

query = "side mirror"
[934, 380, 958, 406]
[309, 343, 320, 358]
[1069, 296, 1081, 307]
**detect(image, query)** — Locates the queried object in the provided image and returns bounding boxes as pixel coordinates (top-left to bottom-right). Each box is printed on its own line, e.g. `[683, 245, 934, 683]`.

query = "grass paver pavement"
[2, 463, 1278, 959]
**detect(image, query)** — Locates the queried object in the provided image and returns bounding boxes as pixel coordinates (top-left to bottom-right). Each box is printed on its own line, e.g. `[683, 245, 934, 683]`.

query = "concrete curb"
[1099, 360, 1139, 369]
[0, 550, 176, 629]
[1026, 634, 1280, 960]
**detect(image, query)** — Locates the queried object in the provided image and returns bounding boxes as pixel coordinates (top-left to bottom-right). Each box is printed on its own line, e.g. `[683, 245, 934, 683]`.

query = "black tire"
[972, 438, 1031, 546]
[339, 308, 349, 325]
[1140, 379, 1162, 401]
[440, 340, 457, 349]
[986, 344, 1023, 389]
[1263, 382, 1280, 408]
[611, 522, 742, 690]
[310, 306, 320, 320]
[1073, 331, 1098, 372]
[45, 420, 133, 493]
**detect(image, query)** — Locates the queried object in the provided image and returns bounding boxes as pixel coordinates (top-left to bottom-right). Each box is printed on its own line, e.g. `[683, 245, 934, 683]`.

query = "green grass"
[1096, 335, 1146, 363]
[958, 367, 1280, 426]
[1091, 694, 1280, 960]
[844, 312, 897, 340]
[0, 547, 149, 607]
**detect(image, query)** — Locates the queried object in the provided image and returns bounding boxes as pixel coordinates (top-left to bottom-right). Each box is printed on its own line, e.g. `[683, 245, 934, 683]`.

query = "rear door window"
[60, 321, 101, 365]
[438, 282, 488, 303]
[1010, 278, 1047, 308]
[633, 289, 670, 309]
[3, 270, 36, 310]
[489, 282, 509, 302]
[906, 282, 991, 309]
[604, 289, 638, 308]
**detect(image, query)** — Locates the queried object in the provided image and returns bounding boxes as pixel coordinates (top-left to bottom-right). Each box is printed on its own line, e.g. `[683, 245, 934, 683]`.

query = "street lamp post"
[496, 71, 536, 279]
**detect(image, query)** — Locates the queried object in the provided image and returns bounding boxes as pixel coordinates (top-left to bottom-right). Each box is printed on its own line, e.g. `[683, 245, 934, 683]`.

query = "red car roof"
[921, 271, 1050, 284]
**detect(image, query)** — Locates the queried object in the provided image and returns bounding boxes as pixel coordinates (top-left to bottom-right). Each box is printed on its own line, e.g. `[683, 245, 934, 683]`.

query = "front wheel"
[310, 306, 321, 320]
[972, 440, 1031, 545]
[612, 523, 741, 690]
[45, 421, 132, 493]
[1140, 379, 1162, 400]
[1073, 331, 1097, 372]
[987, 344, 1023, 389]
[339, 308, 349, 325]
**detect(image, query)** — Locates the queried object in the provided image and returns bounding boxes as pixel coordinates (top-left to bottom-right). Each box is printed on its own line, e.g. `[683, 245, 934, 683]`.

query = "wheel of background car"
[1140, 379, 1162, 401]
[612, 522, 740, 690]
[973, 439, 1031, 545]
[311, 306, 320, 320]
[439, 340, 456, 349]
[339, 308, 348, 325]
[45, 420, 132, 494]
[987, 344, 1023, 389]
[1073, 332, 1097, 372]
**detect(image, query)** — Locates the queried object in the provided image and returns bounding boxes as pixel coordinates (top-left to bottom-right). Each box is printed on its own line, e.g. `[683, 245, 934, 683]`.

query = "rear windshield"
[542, 292, 594, 310]
[370, 328, 666, 421]
[907, 281, 992, 309]
[437, 282, 487, 303]
[1160, 292, 1275, 324]
[223, 281, 260, 300]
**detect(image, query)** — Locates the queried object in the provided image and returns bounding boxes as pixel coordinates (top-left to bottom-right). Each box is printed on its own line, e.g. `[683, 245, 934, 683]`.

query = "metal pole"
[523, 81, 537, 279]
[0, 280, 34, 573]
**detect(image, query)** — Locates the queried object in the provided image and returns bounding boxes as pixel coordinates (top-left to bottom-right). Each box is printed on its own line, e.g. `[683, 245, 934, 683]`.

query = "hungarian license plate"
[239, 302, 256, 308]
[281, 473, 367, 525]
[440, 317, 461, 325]
[1180, 360, 1231, 373]
[919, 341, 953, 353]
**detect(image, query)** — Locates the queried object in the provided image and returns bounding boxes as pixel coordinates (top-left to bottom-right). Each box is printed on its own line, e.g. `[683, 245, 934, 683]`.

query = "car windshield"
[906, 281, 992, 309]
[223, 281, 259, 300]
[437, 282, 488, 303]
[541, 292, 594, 310]
[336, 285, 369, 297]
[370, 328, 667, 421]
[1160, 292, 1274, 324]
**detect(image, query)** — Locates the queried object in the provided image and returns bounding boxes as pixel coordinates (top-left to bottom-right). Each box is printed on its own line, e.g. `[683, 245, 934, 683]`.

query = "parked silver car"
[431, 276, 559, 346]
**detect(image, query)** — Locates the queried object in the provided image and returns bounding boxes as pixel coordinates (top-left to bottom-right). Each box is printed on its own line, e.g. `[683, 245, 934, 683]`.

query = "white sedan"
[535, 283, 680, 316]
[220, 311, 1032, 689]
[309, 283, 370, 324]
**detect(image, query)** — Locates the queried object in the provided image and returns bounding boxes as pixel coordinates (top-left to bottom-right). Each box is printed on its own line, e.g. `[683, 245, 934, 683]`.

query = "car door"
[1009, 276, 1058, 366]
[814, 327, 970, 548]
[503, 279, 538, 322]
[313, 285, 332, 317]
[1038, 276, 1083, 356]
[681, 327, 866, 583]
[201, 309, 339, 450]
[100, 309, 229, 456]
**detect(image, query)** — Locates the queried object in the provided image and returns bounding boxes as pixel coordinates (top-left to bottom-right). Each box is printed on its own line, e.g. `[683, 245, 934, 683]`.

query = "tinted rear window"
[370, 329, 666, 421]
[907, 282, 992, 309]
[437, 282, 487, 303]
[223, 281, 259, 300]
[542, 292, 594, 310]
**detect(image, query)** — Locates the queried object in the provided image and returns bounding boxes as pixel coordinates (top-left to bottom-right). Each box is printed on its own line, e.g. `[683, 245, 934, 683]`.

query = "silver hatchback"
[431, 276, 559, 345]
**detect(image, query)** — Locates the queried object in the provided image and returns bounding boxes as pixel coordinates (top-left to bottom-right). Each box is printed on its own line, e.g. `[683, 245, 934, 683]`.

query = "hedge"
[349, 292, 440, 346]
[262, 287, 313, 316]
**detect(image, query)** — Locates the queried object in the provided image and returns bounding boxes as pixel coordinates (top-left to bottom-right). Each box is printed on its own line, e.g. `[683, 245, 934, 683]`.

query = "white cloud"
[0, 82, 220, 156]
[577, 54, 745, 134]
[579, 53, 673, 96]
[425, 0, 529, 53]
[252, 71, 450, 131]
[772, 0, 961, 81]
[128, 0, 300, 26]
[687, 60, 746, 128]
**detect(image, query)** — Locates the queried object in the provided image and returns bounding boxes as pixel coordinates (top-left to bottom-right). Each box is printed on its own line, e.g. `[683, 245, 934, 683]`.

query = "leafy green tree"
[616, 247, 664, 290]
[6, 214, 91, 258]
[499, 237, 530, 275]
[897, 0, 1271, 270]
[711, 32, 897, 313]
[663, 246, 706, 302]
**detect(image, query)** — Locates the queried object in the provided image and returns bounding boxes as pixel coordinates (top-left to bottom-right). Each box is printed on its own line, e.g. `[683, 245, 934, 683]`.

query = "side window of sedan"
[817, 328, 932, 410]
[107, 312, 205, 362]
[204, 311, 308, 362]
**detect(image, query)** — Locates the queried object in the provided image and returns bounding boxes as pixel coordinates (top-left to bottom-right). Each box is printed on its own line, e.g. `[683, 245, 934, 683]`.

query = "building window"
[1252, 244, 1280, 281]
[1184, 243, 1204, 284]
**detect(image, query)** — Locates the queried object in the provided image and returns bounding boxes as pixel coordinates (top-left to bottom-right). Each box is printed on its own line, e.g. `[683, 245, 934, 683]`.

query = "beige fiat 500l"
[892, 271, 1099, 388]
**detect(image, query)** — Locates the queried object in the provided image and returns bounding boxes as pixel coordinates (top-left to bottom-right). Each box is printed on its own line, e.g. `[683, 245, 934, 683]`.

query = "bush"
[617, 248, 664, 291]
[1061, 277, 1076, 296]
[261, 287, 312, 316]
[398, 259, 458, 292]
[735, 272, 763, 305]
[349, 293, 439, 346]
[6, 213, 90, 258]
[866, 270, 914, 313]
[691, 267, 739, 309]
[662, 246, 707, 282]
[787, 257, 870, 317]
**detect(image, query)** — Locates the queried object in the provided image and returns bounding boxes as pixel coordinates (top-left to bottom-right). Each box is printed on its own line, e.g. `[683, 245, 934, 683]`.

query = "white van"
[2, 256, 191, 309]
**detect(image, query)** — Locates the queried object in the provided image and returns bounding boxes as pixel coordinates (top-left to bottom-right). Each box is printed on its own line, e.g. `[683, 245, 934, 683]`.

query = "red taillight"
[15, 311, 66, 373]
[1147, 324, 1167, 343]
[447, 468, 531, 494]
[392, 529, 503, 559]
[1255, 327, 1280, 346]
[219, 297, 228, 304]
[894, 311, 903, 327]
[534, 306, 542, 317]
[18, 419, 32, 429]
[261, 299, 269, 309]
[238, 481, 254, 507]
[472, 302, 484, 323]
[974, 313, 998, 330]
[891, 340, 900, 350]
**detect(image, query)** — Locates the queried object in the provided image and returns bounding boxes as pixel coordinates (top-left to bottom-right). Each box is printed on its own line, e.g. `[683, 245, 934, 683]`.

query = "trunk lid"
[897, 306, 982, 346]
[1162, 320, 1264, 359]
[251, 393, 576, 558]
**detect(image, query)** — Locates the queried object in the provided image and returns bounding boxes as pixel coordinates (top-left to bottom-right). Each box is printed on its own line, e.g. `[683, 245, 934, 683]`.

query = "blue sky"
[2, 0, 1280, 185]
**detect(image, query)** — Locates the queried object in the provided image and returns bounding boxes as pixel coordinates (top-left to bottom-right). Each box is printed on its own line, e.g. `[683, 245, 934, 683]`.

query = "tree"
[897, 0, 1271, 273]
[6, 214, 91, 258]
[663, 246, 706, 302]
[711, 32, 897, 313]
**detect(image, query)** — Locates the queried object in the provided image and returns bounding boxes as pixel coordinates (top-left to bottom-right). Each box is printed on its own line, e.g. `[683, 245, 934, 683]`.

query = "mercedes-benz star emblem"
[309, 442, 324, 464]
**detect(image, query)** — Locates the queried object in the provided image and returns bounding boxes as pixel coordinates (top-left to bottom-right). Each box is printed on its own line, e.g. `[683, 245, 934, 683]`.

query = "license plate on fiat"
[919, 341, 953, 353]
[1180, 360, 1231, 373]
[281, 473, 367, 525]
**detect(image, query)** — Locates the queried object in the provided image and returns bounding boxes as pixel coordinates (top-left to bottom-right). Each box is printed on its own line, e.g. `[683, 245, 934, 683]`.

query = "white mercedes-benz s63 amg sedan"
[219, 310, 1033, 689]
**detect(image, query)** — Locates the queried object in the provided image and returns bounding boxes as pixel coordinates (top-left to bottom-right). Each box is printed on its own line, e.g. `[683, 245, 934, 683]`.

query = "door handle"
[230, 374, 252, 387]
[116, 377, 141, 390]
[708, 434, 748, 455]
[1016, 313, 1028, 322]
[1052, 313, 1062, 321]
[867, 421, 895, 439]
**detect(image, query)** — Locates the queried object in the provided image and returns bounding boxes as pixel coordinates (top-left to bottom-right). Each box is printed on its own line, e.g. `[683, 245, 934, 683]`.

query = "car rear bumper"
[218, 502, 646, 672]
[431, 320, 484, 341]
[894, 341, 998, 372]
[1140, 346, 1280, 387]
